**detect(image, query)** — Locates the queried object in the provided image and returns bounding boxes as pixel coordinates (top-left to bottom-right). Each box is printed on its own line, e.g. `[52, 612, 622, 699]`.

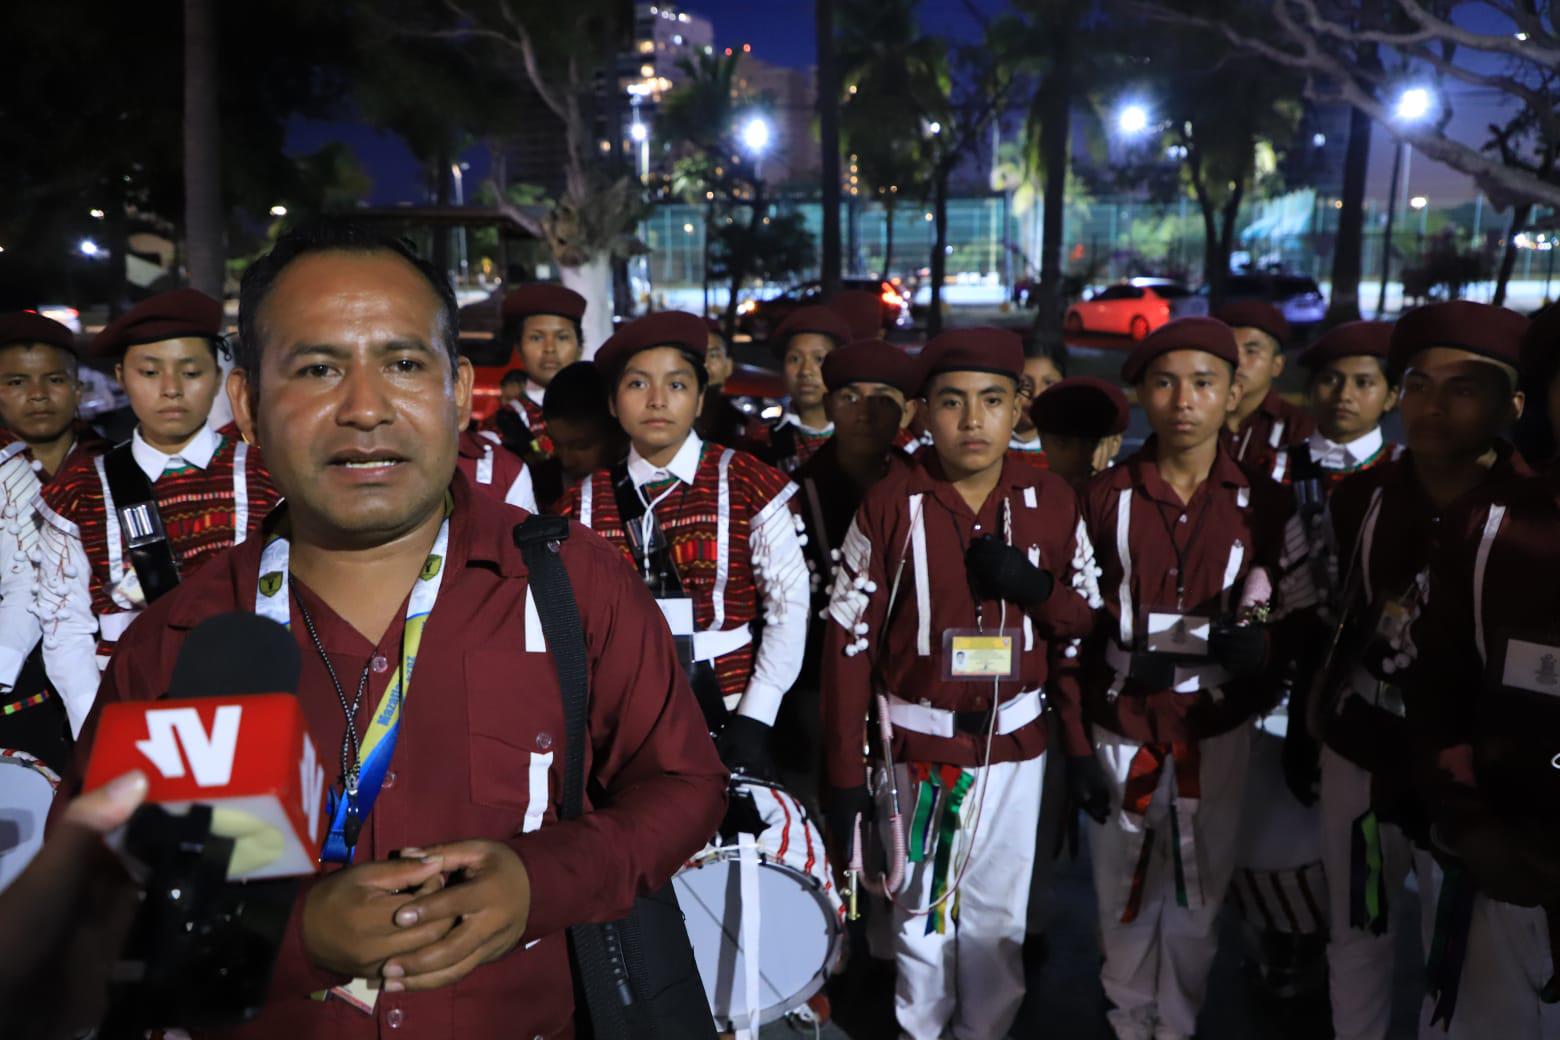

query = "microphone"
[83, 612, 323, 1034]
[84, 611, 326, 880]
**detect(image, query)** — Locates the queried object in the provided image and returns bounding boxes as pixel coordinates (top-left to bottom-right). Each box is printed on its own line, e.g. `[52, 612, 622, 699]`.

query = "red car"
[1064, 278, 1206, 342]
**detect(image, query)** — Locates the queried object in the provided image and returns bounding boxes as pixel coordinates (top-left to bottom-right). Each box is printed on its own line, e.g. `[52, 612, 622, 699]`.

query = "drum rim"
[0, 748, 61, 793]
[673, 852, 845, 1028]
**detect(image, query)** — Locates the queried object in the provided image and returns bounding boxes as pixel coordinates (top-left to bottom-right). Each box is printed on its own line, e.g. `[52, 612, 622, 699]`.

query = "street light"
[269, 204, 288, 217]
[1409, 195, 1428, 210]
[78, 239, 100, 257]
[1377, 86, 1436, 317]
[630, 121, 647, 143]
[740, 115, 771, 156]
[1116, 103, 1150, 137]
[89, 208, 105, 219]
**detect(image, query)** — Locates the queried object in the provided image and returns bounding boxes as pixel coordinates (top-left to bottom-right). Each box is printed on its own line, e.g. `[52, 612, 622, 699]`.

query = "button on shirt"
[75, 474, 728, 1039]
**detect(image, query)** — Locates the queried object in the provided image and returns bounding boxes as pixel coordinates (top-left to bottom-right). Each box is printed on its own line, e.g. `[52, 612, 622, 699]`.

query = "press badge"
[1500, 637, 1560, 700]
[944, 629, 1018, 680]
[656, 597, 695, 637]
[1145, 613, 1210, 657]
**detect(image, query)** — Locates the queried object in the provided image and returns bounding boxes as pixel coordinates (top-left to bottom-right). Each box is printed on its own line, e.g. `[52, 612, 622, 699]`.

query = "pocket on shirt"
[464, 649, 563, 817]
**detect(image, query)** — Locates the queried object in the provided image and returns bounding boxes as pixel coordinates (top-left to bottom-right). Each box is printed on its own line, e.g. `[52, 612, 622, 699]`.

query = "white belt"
[886, 686, 1045, 739]
[98, 610, 140, 643]
[692, 625, 752, 663]
[1104, 640, 1229, 695]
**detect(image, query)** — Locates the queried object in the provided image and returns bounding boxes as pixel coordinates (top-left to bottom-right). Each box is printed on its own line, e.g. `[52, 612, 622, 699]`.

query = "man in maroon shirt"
[1218, 300, 1314, 472]
[1075, 317, 1317, 1040]
[73, 223, 727, 1038]
[821, 327, 1100, 1040]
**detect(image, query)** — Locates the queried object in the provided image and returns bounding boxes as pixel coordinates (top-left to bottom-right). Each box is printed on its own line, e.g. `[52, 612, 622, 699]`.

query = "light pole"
[451, 161, 470, 282]
[1377, 86, 1435, 318]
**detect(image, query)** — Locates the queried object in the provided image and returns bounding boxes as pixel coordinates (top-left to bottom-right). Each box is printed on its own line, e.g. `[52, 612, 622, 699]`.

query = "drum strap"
[736, 833, 762, 1040]
[103, 442, 181, 605]
[513, 514, 716, 1040]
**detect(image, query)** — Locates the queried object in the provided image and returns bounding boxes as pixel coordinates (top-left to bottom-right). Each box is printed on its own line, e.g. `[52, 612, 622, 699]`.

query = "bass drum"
[0, 748, 61, 892]
[673, 777, 845, 1031]
[1230, 711, 1330, 999]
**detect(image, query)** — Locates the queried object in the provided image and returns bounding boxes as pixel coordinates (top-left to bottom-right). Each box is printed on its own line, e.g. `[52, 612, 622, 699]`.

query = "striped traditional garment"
[558, 442, 793, 699]
[36, 426, 279, 654]
[480, 394, 551, 456]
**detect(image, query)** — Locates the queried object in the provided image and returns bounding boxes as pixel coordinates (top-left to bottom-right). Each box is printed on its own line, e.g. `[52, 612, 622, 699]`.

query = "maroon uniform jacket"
[1224, 390, 1315, 476]
[73, 474, 727, 1039]
[821, 453, 1099, 789]
[455, 429, 532, 508]
[1075, 440, 1317, 745]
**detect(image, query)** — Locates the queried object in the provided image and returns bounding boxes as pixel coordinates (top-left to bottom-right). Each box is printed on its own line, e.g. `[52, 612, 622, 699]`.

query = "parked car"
[1064, 278, 1206, 341]
[736, 277, 910, 340]
[1211, 273, 1328, 327]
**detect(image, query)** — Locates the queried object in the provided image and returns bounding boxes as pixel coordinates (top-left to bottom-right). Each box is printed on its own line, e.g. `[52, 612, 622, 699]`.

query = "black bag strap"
[609, 462, 689, 599]
[103, 442, 182, 605]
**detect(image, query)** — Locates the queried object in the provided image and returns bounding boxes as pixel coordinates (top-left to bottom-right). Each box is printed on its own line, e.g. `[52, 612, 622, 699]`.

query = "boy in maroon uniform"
[1075, 317, 1317, 1040]
[1030, 376, 1130, 487]
[481, 284, 585, 459]
[0, 312, 107, 770]
[34, 290, 278, 735]
[1009, 343, 1065, 460]
[1316, 302, 1536, 1039]
[558, 311, 810, 776]
[821, 327, 1099, 1040]
[1218, 300, 1314, 472]
[747, 305, 852, 472]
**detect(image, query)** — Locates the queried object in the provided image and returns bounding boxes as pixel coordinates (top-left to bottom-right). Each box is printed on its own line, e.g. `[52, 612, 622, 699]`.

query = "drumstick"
[847, 817, 864, 921]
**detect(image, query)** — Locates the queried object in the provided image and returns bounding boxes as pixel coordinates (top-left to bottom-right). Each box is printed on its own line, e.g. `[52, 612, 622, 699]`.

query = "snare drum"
[0, 748, 61, 893]
[672, 777, 844, 1030]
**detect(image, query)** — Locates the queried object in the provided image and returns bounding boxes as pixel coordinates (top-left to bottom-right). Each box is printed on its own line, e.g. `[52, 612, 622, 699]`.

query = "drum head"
[673, 855, 839, 1029]
[0, 750, 60, 893]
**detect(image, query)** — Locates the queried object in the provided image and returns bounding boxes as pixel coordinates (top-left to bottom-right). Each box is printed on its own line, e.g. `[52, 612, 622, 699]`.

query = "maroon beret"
[0, 311, 76, 353]
[1121, 317, 1239, 384]
[821, 338, 918, 396]
[594, 310, 708, 382]
[1031, 376, 1130, 438]
[1298, 320, 1394, 370]
[916, 327, 1024, 393]
[1215, 300, 1292, 349]
[1388, 301, 1529, 378]
[1517, 303, 1560, 386]
[91, 289, 223, 359]
[829, 290, 886, 340]
[501, 283, 586, 323]
[772, 305, 852, 356]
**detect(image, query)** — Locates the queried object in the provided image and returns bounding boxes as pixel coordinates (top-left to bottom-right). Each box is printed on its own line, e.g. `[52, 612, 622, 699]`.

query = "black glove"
[1068, 754, 1113, 824]
[965, 536, 1055, 607]
[1208, 619, 1268, 678]
[1282, 725, 1320, 806]
[715, 715, 775, 779]
[825, 784, 872, 858]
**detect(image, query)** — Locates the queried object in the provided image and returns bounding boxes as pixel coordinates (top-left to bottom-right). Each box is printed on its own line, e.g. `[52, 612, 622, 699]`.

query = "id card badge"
[1492, 629, 1560, 700]
[1145, 612, 1210, 657]
[943, 629, 1018, 681]
[656, 597, 695, 638]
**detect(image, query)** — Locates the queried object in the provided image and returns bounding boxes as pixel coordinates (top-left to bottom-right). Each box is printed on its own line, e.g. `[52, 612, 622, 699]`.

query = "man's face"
[611, 347, 703, 457]
[548, 414, 623, 483]
[783, 333, 833, 411]
[229, 250, 473, 547]
[825, 381, 911, 458]
[922, 370, 1020, 479]
[705, 333, 733, 387]
[1232, 326, 1283, 404]
[1014, 356, 1063, 435]
[1309, 356, 1396, 443]
[117, 338, 221, 449]
[520, 315, 581, 388]
[0, 343, 79, 443]
[1042, 433, 1105, 486]
[1138, 349, 1240, 451]
[1397, 346, 1521, 462]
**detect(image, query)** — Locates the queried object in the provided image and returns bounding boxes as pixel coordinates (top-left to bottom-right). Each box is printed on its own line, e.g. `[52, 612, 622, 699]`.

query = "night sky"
[285, 0, 1495, 209]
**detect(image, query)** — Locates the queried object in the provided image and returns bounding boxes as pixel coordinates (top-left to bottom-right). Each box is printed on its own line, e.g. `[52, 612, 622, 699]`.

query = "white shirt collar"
[627, 431, 703, 489]
[525, 381, 546, 408]
[1009, 431, 1043, 452]
[1307, 426, 1383, 472]
[131, 422, 219, 482]
[781, 412, 834, 437]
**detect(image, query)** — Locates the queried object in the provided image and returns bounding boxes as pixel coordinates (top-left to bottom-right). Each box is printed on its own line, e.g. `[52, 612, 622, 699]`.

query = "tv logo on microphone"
[135, 706, 243, 786]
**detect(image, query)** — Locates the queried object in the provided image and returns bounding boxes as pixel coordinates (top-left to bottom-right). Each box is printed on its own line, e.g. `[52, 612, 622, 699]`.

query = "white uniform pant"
[1088, 725, 1252, 1040]
[893, 753, 1044, 1040]
[1320, 745, 1422, 1040]
[1417, 860, 1560, 1040]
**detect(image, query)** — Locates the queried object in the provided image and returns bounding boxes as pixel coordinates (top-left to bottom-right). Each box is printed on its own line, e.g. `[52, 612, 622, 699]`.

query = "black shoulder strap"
[494, 407, 534, 458]
[769, 419, 798, 471]
[513, 515, 590, 820]
[103, 442, 182, 605]
[609, 461, 689, 599]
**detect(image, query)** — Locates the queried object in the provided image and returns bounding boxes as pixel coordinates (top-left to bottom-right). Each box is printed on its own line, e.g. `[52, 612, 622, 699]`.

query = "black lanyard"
[1149, 490, 1212, 611]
